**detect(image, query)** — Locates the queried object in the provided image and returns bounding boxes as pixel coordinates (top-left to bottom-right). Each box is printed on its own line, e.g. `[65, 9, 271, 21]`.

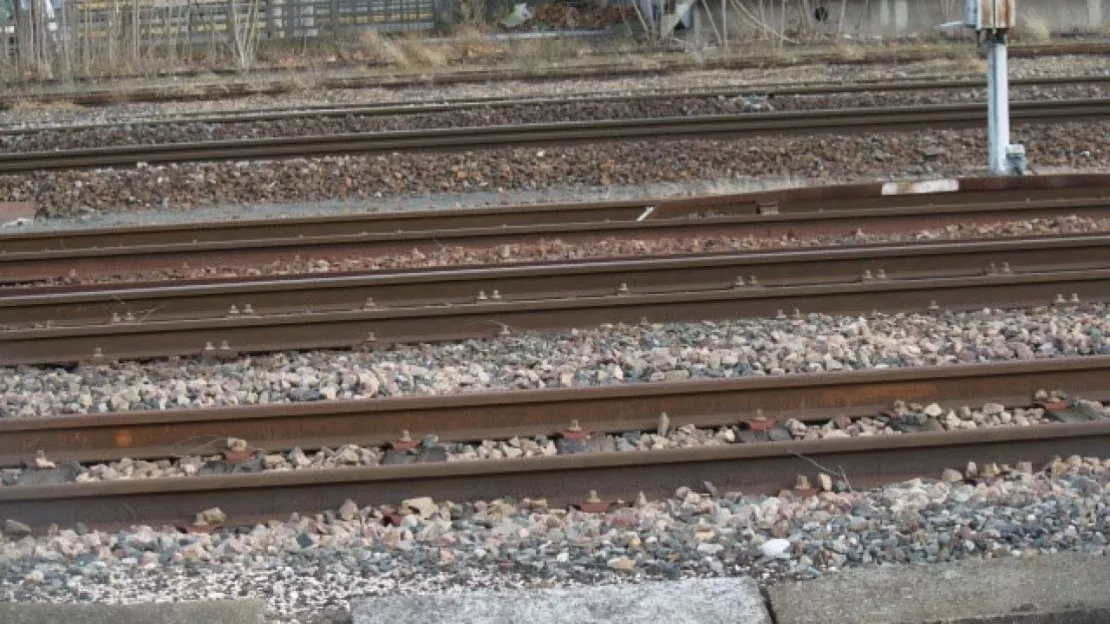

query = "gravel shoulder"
[1, 456, 1107, 623]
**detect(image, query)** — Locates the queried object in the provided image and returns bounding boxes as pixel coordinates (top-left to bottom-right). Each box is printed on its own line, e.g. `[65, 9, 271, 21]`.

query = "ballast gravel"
[4, 121, 1109, 219]
[1, 456, 1109, 623]
[3, 303, 1109, 419]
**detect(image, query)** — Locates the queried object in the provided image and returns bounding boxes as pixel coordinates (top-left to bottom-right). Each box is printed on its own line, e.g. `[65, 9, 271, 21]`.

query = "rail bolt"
[748, 275, 760, 287]
[733, 276, 746, 288]
[579, 490, 611, 513]
[110, 313, 121, 324]
[123, 312, 135, 323]
[477, 291, 488, 302]
[392, 430, 418, 451]
[243, 304, 256, 315]
[862, 270, 873, 282]
[228, 305, 240, 316]
[362, 298, 376, 310]
[617, 283, 630, 295]
[1000, 262, 1012, 274]
[204, 342, 215, 351]
[748, 410, 774, 432]
[875, 269, 886, 280]
[491, 290, 502, 301]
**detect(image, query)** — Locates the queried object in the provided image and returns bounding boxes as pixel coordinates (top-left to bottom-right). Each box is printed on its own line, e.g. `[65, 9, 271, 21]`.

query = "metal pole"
[986, 29, 1009, 175]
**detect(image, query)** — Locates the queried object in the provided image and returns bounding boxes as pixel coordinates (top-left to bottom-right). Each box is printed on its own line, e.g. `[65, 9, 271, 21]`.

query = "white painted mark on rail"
[881, 178, 960, 196]
[637, 206, 656, 222]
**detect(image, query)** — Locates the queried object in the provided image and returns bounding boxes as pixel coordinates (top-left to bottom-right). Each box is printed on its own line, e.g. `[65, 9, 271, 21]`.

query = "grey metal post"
[986, 30, 1009, 176]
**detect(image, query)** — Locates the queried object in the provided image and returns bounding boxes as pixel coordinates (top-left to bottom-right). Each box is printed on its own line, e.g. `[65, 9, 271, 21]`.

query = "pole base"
[1005, 143, 1027, 176]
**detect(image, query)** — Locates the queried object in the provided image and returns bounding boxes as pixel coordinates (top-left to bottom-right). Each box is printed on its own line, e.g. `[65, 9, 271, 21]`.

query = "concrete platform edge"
[768, 552, 1110, 624]
[0, 599, 267, 624]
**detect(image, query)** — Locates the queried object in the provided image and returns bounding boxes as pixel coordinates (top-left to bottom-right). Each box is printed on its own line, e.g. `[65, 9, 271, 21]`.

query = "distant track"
[1, 99, 1108, 173]
[4, 75, 1109, 134]
[4, 39, 1109, 109]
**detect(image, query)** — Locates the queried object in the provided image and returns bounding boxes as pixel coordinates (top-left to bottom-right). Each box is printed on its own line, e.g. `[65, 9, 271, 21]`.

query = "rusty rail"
[4, 173, 1110, 284]
[3, 233, 1108, 328]
[2, 355, 1109, 528]
[3, 355, 1106, 467]
[1, 99, 1109, 173]
[2, 263, 1108, 366]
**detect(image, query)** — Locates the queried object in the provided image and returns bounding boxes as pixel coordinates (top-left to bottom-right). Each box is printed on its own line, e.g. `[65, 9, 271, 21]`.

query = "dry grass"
[6, 98, 78, 111]
[397, 33, 449, 69]
[510, 36, 585, 70]
[1014, 12, 1053, 43]
[361, 30, 450, 70]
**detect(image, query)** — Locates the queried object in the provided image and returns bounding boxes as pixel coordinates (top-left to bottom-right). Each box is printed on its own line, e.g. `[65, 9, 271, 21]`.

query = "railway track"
[3, 244, 1107, 366]
[4, 173, 1109, 284]
[1, 99, 1109, 173]
[3, 233, 1107, 329]
[5, 75, 1109, 134]
[6, 40, 1109, 109]
[2, 356, 1108, 529]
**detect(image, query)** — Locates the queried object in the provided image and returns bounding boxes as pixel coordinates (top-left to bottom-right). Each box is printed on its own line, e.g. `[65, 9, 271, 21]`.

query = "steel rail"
[3, 404, 1109, 530]
[4, 174, 1110, 284]
[1, 99, 1108, 173]
[3, 233, 1107, 328]
[0, 355, 1107, 468]
[2, 264, 1107, 366]
[6, 75, 1110, 134]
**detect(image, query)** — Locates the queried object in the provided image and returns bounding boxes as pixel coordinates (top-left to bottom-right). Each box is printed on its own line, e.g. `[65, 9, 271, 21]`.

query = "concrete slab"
[352, 577, 771, 624]
[769, 553, 1110, 624]
[0, 599, 266, 624]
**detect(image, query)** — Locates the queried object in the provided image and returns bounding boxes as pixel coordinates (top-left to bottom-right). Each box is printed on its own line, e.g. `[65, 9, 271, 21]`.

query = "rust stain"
[114, 430, 134, 448]
[0, 202, 36, 223]
[818, 383, 937, 407]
